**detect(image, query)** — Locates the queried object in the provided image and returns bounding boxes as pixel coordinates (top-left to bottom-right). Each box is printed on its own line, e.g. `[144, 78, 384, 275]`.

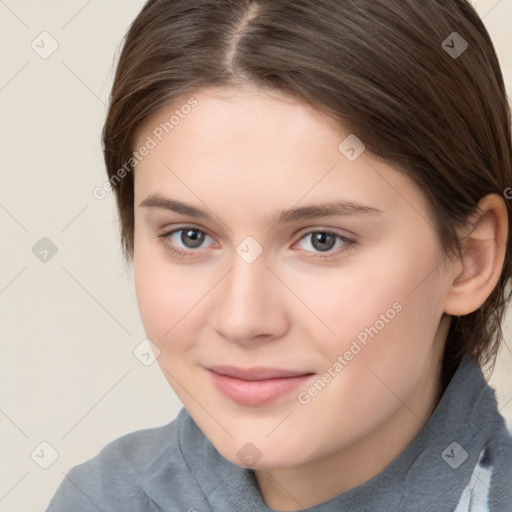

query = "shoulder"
[486, 424, 512, 510]
[456, 424, 512, 512]
[44, 415, 181, 512]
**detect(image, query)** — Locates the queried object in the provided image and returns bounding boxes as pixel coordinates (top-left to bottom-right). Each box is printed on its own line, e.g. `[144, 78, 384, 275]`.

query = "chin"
[211, 434, 313, 471]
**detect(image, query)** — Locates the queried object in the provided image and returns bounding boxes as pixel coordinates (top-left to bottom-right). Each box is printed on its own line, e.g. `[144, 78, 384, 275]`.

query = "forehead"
[132, 86, 432, 226]
[135, 85, 344, 150]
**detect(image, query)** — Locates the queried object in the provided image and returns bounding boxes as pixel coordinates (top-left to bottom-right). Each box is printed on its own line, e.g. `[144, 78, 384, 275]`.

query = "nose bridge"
[214, 244, 284, 342]
[223, 248, 270, 316]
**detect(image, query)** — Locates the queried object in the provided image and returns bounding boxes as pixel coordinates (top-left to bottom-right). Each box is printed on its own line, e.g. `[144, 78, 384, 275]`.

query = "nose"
[213, 250, 289, 344]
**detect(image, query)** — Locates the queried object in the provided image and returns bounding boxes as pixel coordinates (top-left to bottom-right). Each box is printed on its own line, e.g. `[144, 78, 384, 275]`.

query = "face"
[132, 85, 453, 470]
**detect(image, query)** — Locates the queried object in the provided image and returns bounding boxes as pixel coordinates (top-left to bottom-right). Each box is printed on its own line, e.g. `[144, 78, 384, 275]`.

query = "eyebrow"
[139, 193, 383, 224]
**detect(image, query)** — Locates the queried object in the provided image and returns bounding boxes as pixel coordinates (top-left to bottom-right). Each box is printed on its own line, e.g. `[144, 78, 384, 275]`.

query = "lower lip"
[208, 370, 314, 406]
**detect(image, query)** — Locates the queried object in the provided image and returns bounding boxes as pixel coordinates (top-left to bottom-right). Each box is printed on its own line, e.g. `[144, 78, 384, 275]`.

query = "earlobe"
[443, 193, 508, 316]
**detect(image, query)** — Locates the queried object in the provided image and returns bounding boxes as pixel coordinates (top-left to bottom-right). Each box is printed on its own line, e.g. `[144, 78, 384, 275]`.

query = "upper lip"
[207, 365, 313, 381]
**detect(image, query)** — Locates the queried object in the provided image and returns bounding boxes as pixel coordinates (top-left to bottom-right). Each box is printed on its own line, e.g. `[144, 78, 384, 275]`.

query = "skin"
[131, 84, 508, 511]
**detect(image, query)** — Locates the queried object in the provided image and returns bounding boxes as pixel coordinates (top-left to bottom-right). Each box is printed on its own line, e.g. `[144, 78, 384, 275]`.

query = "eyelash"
[156, 226, 357, 261]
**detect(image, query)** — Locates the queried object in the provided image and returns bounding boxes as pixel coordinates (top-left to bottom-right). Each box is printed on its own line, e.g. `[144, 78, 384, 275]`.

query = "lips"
[207, 365, 315, 406]
[208, 365, 312, 380]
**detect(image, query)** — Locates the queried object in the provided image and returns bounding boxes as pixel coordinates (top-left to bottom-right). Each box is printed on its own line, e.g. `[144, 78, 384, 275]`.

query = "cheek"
[287, 255, 407, 353]
[300, 241, 444, 379]
[133, 245, 188, 344]
[133, 245, 218, 356]
[296, 288, 443, 450]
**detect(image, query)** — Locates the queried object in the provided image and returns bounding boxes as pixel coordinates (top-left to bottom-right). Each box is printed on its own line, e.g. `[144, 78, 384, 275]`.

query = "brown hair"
[102, 0, 512, 389]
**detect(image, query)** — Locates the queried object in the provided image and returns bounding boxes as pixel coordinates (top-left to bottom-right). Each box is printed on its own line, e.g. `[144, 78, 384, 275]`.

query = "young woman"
[46, 0, 512, 510]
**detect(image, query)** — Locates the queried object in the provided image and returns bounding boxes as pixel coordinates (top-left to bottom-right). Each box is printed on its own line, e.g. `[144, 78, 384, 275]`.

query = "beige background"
[0, 1, 511, 510]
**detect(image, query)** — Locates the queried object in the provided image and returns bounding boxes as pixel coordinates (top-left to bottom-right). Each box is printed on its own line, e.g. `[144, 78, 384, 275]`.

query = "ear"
[443, 193, 508, 316]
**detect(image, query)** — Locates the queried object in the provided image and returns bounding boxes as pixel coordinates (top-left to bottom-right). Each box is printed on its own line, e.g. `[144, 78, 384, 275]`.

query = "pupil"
[182, 229, 204, 248]
[312, 232, 335, 252]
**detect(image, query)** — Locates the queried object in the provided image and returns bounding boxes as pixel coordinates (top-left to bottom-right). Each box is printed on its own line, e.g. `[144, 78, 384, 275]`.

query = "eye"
[157, 227, 215, 258]
[157, 226, 356, 260]
[294, 230, 355, 259]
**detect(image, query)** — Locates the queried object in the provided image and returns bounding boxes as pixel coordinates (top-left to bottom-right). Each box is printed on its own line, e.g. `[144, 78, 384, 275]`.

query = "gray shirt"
[44, 355, 512, 511]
